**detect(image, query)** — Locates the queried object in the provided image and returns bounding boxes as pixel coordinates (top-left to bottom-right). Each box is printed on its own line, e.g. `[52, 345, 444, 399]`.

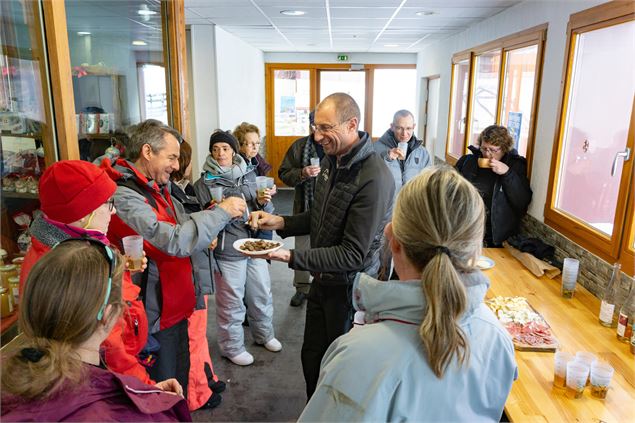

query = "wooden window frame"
[445, 52, 472, 165]
[544, 1, 635, 274]
[265, 62, 416, 185]
[445, 24, 547, 172]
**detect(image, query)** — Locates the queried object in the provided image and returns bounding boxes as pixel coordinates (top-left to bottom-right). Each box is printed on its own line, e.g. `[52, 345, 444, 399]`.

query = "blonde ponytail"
[419, 252, 469, 377]
[392, 166, 485, 378]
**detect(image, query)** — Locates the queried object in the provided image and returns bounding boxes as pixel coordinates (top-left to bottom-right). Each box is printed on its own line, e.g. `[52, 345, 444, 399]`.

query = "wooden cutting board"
[487, 296, 559, 352]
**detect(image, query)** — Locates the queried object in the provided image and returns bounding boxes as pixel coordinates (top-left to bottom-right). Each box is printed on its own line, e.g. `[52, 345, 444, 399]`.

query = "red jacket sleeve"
[102, 316, 155, 385]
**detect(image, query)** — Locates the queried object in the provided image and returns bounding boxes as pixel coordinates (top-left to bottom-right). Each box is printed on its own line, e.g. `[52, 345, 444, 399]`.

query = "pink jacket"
[1, 365, 191, 422]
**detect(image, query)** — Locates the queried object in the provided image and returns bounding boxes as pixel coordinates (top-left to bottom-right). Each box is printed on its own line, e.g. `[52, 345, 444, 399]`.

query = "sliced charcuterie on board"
[486, 296, 559, 352]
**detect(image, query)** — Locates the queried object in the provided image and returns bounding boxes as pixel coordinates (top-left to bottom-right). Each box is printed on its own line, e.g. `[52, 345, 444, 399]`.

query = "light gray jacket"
[374, 130, 432, 210]
[299, 271, 517, 422]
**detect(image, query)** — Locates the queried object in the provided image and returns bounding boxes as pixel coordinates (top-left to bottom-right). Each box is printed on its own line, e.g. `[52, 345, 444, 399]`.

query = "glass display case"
[64, 0, 170, 162]
[1, 0, 56, 199]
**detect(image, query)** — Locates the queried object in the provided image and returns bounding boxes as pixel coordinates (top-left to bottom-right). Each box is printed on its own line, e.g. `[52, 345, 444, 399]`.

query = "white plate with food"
[476, 255, 495, 270]
[233, 238, 283, 256]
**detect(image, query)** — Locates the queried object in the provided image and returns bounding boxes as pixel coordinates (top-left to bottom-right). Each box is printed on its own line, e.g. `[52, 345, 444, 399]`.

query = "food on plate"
[239, 239, 280, 252]
[486, 296, 557, 348]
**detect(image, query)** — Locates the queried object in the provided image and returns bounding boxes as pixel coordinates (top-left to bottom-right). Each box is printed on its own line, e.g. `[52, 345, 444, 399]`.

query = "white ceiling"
[184, 0, 522, 52]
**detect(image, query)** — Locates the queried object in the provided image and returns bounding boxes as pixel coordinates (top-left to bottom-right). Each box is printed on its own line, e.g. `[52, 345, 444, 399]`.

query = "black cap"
[209, 130, 239, 154]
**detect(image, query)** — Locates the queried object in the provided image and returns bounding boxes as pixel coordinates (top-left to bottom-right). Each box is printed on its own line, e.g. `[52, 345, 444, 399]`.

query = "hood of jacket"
[332, 131, 376, 170]
[202, 153, 249, 184]
[353, 270, 490, 325]
[1, 365, 188, 421]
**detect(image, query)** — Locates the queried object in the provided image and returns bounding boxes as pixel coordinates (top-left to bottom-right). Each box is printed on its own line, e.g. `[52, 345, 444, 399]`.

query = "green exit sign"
[337, 54, 349, 61]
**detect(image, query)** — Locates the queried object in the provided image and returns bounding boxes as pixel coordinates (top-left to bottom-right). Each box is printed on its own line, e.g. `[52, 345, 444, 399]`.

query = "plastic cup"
[310, 157, 320, 167]
[397, 142, 408, 159]
[210, 187, 223, 203]
[574, 351, 597, 368]
[561, 258, 579, 298]
[265, 177, 274, 189]
[565, 361, 589, 399]
[256, 176, 268, 196]
[554, 351, 573, 388]
[590, 361, 614, 399]
[122, 235, 143, 272]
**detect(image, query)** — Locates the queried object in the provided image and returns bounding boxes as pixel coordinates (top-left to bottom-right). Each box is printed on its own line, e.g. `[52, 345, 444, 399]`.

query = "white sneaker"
[228, 351, 254, 366]
[263, 338, 282, 352]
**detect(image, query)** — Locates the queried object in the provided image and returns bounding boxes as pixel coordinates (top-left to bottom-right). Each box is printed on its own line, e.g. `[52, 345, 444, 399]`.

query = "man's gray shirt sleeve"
[114, 186, 232, 257]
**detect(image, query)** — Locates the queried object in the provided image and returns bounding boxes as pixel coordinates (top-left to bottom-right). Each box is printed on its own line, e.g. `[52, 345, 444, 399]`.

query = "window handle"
[611, 147, 631, 177]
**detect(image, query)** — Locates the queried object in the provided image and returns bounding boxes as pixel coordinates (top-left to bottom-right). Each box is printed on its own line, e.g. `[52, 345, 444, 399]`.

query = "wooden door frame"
[265, 62, 416, 186]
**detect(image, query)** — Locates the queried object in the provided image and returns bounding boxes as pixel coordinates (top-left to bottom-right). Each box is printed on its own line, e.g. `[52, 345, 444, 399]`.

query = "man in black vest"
[249, 93, 394, 399]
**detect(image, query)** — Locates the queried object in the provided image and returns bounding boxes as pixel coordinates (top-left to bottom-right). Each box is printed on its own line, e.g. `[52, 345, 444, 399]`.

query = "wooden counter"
[483, 248, 634, 423]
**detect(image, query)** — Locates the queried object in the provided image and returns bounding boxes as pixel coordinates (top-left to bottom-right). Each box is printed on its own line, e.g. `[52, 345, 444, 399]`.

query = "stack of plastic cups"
[561, 258, 580, 298]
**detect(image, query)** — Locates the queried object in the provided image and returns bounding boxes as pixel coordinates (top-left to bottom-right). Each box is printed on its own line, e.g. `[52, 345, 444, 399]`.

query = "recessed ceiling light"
[138, 9, 157, 16]
[415, 10, 437, 16]
[77, 31, 91, 35]
[384, 44, 399, 47]
[280, 10, 306, 16]
[132, 40, 147, 46]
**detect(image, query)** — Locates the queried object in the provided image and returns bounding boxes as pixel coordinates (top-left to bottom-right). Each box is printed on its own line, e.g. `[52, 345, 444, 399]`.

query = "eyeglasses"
[310, 118, 352, 134]
[105, 198, 115, 212]
[393, 126, 414, 132]
[53, 238, 115, 321]
[480, 146, 501, 154]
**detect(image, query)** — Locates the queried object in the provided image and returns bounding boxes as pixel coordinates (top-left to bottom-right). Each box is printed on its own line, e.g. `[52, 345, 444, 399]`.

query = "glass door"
[266, 67, 313, 186]
[319, 70, 366, 131]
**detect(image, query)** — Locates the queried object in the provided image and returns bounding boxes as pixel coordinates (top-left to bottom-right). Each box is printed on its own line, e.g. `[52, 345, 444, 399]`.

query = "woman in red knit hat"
[19, 160, 168, 390]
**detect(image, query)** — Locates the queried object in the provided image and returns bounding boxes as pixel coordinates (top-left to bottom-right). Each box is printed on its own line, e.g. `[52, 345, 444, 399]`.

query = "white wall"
[187, 25, 219, 177]
[264, 52, 416, 64]
[215, 27, 266, 133]
[417, 0, 608, 221]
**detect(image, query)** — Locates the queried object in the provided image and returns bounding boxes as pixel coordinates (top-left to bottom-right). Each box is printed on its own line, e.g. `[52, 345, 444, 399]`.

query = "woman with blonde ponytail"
[1, 240, 190, 422]
[300, 166, 517, 422]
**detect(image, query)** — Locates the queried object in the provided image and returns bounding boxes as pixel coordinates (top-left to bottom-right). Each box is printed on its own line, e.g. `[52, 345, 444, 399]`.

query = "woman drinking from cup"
[18, 160, 153, 385]
[455, 125, 532, 247]
[299, 166, 517, 422]
[1, 240, 190, 421]
[193, 130, 281, 366]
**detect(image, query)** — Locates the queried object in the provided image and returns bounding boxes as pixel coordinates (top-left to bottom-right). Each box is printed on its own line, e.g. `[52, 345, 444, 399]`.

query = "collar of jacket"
[109, 158, 165, 195]
[353, 270, 490, 325]
[379, 129, 421, 151]
[331, 131, 374, 170]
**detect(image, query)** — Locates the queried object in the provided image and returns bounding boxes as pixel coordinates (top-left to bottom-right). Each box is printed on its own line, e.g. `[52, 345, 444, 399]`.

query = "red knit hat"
[39, 160, 117, 224]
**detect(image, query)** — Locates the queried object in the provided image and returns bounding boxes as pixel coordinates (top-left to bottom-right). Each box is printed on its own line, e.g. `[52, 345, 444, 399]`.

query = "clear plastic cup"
[122, 235, 143, 272]
[210, 187, 223, 203]
[574, 351, 597, 368]
[265, 177, 275, 189]
[590, 361, 614, 399]
[255, 176, 268, 195]
[554, 351, 573, 388]
[565, 361, 589, 399]
[310, 157, 320, 167]
[397, 142, 408, 159]
[561, 258, 579, 298]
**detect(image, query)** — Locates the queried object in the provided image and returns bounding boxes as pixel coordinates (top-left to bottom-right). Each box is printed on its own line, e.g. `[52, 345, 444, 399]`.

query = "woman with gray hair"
[299, 166, 517, 422]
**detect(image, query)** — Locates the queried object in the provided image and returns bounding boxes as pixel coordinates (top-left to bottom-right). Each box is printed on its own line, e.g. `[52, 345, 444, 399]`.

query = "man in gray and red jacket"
[250, 93, 394, 399]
